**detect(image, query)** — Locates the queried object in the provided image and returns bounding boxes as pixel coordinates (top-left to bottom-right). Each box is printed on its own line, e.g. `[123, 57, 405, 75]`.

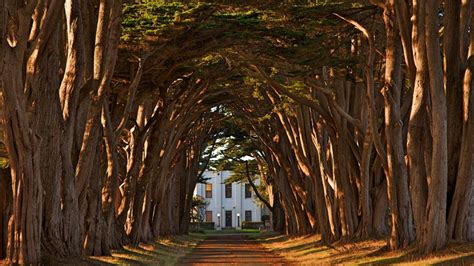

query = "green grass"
[83, 230, 263, 264]
[256, 234, 474, 265]
[87, 234, 206, 265]
[200, 229, 261, 235]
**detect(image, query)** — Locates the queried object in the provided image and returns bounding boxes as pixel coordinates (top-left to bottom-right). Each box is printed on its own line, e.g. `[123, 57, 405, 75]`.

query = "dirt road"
[178, 234, 288, 265]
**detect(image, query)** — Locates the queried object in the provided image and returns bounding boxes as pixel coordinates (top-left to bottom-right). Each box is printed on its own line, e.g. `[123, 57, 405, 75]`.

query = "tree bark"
[447, 13, 474, 241]
[420, 0, 448, 253]
[1, 2, 43, 263]
[408, 0, 429, 243]
[382, 0, 414, 249]
[443, 2, 463, 203]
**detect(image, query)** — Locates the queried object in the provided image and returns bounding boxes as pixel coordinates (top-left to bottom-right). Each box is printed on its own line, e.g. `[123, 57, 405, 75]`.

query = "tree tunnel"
[1, 0, 474, 264]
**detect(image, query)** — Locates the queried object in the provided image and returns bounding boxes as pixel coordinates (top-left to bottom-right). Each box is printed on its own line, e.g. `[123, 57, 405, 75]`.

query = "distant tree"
[191, 196, 210, 223]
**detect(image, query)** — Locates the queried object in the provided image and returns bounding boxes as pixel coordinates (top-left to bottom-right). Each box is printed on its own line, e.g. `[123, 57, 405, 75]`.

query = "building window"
[205, 211, 213, 222]
[205, 183, 212, 198]
[245, 184, 252, 198]
[225, 183, 232, 198]
[245, 210, 252, 222]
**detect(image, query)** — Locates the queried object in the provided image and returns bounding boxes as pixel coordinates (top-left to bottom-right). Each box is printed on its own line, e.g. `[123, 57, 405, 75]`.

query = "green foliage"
[191, 195, 210, 222]
[119, 0, 373, 187]
[199, 53, 224, 66]
[223, 160, 258, 184]
[122, 1, 208, 41]
[0, 157, 8, 169]
[121, 1, 264, 42]
[242, 221, 264, 229]
[214, 10, 262, 27]
[189, 222, 215, 230]
[282, 80, 317, 107]
[220, 120, 248, 141]
[121, 0, 364, 71]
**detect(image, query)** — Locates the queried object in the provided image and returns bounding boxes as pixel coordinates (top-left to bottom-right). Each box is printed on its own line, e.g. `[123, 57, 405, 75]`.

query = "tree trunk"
[408, 0, 429, 242]
[1, 3, 43, 263]
[382, 0, 414, 249]
[101, 101, 120, 251]
[447, 13, 474, 241]
[0, 168, 12, 260]
[443, 2, 463, 205]
[420, 0, 448, 253]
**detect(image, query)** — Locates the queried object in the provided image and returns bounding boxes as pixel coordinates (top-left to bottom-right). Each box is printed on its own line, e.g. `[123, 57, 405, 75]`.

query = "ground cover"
[256, 233, 474, 265]
[199, 229, 261, 235]
[88, 234, 206, 265]
[4, 229, 472, 265]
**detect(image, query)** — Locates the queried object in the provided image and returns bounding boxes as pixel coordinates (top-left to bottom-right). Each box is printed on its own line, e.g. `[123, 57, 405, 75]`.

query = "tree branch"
[246, 161, 273, 212]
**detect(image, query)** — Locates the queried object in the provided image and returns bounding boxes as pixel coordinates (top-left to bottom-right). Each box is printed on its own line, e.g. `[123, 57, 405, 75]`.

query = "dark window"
[245, 184, 252, 198]
[225, 183, 232, 198]
[205, 183, 212, 198]
[245, 210, 252, 222]
[205, 211, 212, 222]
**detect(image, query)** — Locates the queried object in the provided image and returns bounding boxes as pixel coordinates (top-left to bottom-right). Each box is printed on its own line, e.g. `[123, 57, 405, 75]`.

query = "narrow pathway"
[178, 234, 288, 265]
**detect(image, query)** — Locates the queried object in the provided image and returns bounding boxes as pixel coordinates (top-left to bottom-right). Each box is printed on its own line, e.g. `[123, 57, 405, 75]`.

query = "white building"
[194, 171, 264, 229]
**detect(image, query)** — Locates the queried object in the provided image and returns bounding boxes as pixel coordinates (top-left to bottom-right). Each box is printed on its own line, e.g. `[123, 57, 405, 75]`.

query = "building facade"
[194, 170, 264, 229]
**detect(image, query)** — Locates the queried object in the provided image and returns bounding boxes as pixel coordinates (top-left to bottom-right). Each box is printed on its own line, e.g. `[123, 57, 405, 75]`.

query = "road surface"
[178, 234, 288, 265]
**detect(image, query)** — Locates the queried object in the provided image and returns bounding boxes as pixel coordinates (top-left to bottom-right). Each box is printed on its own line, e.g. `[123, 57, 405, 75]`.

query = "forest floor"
[255, 232, 474, 265]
